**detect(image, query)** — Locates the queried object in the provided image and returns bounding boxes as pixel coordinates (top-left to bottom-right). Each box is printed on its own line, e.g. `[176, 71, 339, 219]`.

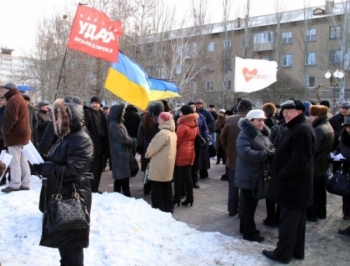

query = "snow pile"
[0, 176, 271, 265]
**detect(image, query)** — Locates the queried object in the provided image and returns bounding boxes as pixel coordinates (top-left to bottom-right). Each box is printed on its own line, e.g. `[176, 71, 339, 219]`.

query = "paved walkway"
[99, 156, 350, 265]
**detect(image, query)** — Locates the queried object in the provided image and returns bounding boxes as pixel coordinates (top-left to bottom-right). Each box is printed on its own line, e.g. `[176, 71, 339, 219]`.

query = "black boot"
[339, 226, 350, 236]
[173, 197, 181, 207]
[181, 197, 193, 207]
[0, 177, 6, 186]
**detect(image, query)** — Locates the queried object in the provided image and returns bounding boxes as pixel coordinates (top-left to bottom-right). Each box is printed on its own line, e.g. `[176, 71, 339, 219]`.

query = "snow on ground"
[0, 176, 272, 266]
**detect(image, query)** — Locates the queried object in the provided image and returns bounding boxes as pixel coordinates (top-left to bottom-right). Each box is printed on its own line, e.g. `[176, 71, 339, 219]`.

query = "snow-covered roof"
[144, 2, 345, 42]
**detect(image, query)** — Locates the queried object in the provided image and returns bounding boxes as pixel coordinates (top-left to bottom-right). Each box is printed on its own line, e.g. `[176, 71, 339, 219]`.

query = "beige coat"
[145, 119, 177, 182]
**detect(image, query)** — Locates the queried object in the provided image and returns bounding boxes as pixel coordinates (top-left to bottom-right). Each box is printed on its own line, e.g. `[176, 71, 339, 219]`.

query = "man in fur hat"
[1, 83, 31, 193]
[263, 99, 315, 263]
[262, 103, 277, 129]
[306, 105, 334, 222]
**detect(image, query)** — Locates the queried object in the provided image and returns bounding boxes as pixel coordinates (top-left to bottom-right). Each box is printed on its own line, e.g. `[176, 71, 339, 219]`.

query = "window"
[2, 58, 12, 62]
[305, 52, 316, 65]
[208, 42, 215, 52]
[186, 42, 197, 58]
[329, 50, 341, 64]
[282, 54, 293, 67]
[224, 80, 231, 90]
[223, 59, 232, 71]
[262, 56, 271, 61]
[206, 81, 214, 92]
[306, 29, 316, 42]
[253, 32, 274, 44]
[308, 77, 316, 88]
[330, 26, 341, 39]
[282, 32, 293, 44]
[146, 45, 155, 59]
[223, 39, 232, 50]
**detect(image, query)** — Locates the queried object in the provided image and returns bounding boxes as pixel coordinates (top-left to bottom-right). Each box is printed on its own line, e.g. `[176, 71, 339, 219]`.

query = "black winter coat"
[334, 128, 350, 174]
[123, 106, 141, 138]
[84, 108, 109, 154]
[36, 110, 50, 143]
[329, 113, 345, 150]
[234, 119, 272, 190]
[312, 116, 334, 176]
[268, 114, 315, 209]
[39, 102, 94, 249]
[38, 121, 58, 156]
[0, 106, 5, 141]
[109, 104, 137, 179]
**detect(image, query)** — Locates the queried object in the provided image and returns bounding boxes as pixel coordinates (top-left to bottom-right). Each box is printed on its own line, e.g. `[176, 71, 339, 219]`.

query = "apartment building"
[136, 0, 350, 109]
[0, 47, 28, 84]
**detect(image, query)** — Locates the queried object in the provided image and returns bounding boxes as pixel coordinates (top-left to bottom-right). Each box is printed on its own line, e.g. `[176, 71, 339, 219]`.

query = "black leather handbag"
[252, 162, 270, 200]
[326, 171, 350, 196]
[130, 154, 139, 177]
[195, 134, 207, 148]
[46, 168, 89, 233]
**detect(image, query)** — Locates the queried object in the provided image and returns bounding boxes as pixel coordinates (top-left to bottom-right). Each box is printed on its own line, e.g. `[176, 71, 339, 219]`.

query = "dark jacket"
[36, 110, 50, 144]
[269, 119, 287, 149]
[334, 128, 350, 174]
[0, 106, 5, 141]
[84, 108, 109, 154]
[329, 113, 345, 150]
[268, 114, 315, 209]
[2, 88, 31, 147]
[38, 121, 58, 156]
[220, 110, 249, 170]
[137, 115, 160, 171]
[198, 108, 214, 133]
[312, 116, 334, 176]
[40, 100, 94, 249]
[264, 115, 277, 129]
[234, 119, 272, 190]
[29, 105, 38, 136]
[109, 104, 137, 180]
[123, 105, 141, 139]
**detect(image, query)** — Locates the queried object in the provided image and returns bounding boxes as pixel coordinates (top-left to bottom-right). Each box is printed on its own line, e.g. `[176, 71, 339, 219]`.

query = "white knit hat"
[246, 109, 266, 120]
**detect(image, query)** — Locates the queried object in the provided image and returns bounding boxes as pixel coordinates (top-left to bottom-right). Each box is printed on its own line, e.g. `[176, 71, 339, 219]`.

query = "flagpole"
[54, 48, 68, 100]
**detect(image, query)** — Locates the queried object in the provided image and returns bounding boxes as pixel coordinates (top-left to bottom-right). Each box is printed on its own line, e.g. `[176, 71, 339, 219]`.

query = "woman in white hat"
[235, 109, 274, 243]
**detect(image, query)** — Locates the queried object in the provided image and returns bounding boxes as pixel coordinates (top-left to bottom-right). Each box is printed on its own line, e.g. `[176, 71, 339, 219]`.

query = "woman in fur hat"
[306, 105, 334, 222]
[33, 99, 94, 266]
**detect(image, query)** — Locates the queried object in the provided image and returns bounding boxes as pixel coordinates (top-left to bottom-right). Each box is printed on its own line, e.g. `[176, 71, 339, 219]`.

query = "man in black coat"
[329, 101, 350, 150]
[36, 101, 50, 146]
[263, 99, 315, 264]
[23, 95, 38, 146]
[84, 96, 109, 193]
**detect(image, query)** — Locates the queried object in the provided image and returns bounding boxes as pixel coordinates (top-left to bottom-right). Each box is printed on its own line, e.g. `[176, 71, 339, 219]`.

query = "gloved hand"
[266, 149, 275, 159]
[33, 164, 43, 175]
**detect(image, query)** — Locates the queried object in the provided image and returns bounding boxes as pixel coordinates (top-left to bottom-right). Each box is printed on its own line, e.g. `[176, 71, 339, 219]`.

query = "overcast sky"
[0, 0, 337, 56]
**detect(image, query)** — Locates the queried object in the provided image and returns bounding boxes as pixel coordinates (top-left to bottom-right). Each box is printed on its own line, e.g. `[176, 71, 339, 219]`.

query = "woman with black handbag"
[235, 109, 274, 243]
[109, 104, 138, 197]
[333, 116, 350, 229]
[33, 99, 94, 266]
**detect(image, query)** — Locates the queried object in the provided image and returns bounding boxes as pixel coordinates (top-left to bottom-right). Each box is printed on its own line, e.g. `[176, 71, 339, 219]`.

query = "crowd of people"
[1, 81, 350, 265]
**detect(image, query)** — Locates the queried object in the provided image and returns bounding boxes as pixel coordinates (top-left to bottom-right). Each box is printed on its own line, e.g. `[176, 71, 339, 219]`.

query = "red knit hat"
[159, 112, 172, 121]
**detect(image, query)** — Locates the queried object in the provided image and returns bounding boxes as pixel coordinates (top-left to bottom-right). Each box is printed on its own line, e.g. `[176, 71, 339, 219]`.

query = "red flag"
[67, 5, 123, 62]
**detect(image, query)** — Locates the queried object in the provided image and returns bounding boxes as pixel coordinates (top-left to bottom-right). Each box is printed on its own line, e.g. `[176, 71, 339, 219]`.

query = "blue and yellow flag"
[104, 52, 151, 110]
[149, 78, 180, 101]
[104, 52, 181, 110]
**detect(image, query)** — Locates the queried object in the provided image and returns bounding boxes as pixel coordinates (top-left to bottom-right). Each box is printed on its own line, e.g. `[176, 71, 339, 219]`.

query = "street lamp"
[324, 69, 345, 113]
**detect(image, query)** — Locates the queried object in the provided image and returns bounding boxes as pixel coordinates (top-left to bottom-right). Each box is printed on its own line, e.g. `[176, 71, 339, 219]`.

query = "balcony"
[253, 42, 274, 52]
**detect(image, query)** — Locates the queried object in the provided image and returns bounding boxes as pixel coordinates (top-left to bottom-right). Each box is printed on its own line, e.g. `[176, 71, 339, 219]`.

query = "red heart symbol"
[242, 68, 258, 82]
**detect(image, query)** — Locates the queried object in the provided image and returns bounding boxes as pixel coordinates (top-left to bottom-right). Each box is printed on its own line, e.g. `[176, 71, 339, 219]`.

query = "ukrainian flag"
[104, 52, 151, 110]
[104, 52, 181, 110]
[149, 78, 180, 101]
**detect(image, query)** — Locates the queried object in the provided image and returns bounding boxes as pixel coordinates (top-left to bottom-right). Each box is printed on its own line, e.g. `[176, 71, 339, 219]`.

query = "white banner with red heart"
[234, 57, 278, 93]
